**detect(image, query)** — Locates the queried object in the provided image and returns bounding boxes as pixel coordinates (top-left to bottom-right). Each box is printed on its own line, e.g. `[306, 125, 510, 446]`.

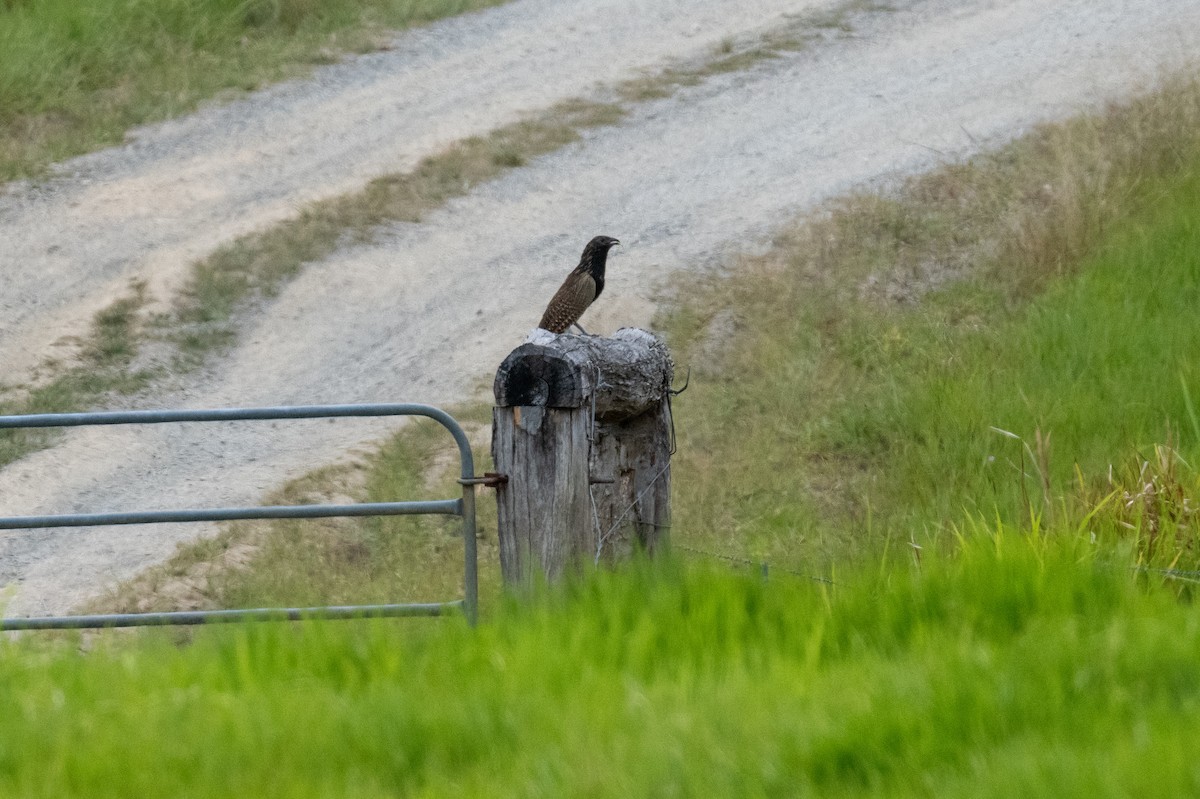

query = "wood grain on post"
[492, 328, 674, 586]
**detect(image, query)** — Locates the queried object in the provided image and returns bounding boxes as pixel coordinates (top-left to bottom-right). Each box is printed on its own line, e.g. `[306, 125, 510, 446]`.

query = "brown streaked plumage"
[538, 235, 620, 334]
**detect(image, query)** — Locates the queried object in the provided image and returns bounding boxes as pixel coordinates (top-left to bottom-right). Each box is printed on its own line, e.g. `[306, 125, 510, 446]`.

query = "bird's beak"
[613, 240, 621, 246]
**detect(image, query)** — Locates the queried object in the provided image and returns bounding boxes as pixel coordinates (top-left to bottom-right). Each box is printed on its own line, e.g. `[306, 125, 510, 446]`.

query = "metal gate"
[0, 403, 478, 630]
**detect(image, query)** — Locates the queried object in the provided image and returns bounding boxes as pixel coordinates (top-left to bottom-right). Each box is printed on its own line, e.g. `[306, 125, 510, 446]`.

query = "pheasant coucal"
[538, 235, 620, 334]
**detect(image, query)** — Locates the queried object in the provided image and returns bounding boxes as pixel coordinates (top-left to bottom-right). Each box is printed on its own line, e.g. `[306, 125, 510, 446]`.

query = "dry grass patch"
[87, 458, 371, 615]
[0, 280, 157, 467]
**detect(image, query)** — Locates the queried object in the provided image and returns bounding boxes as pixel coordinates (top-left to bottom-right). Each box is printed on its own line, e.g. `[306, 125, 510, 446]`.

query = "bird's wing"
[539, 271, 597, 333]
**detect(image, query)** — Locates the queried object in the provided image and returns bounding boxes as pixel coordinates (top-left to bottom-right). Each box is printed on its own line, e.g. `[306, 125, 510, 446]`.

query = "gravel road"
[1, 0, 1197, 616]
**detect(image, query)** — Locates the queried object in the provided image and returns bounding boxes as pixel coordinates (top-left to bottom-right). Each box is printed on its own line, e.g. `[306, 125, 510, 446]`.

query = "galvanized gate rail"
[0, 403, 478, 630]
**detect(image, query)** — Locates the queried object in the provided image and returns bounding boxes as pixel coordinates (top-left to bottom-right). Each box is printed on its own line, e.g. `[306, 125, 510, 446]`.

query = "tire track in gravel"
[0, 0, 832, 382]
[2, 0, 1199, 616]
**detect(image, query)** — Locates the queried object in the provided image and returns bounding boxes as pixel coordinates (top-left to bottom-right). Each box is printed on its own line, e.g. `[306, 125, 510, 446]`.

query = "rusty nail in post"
[458, 472, 509, 488]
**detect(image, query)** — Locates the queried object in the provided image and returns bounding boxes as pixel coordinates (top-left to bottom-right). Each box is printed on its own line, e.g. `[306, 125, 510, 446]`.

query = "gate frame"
[0, 403, 477, 630]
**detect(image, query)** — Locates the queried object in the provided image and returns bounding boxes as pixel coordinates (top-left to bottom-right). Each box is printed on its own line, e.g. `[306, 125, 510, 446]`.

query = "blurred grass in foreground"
[6, 534, 1200, 797]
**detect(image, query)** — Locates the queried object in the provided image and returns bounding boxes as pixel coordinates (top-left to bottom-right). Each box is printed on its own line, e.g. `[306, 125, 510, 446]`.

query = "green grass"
[663, 74, 1200, 571]
[0, 0, 508, 181]
[8, 534, 1200, 796]
[835, 170, 1200, 533]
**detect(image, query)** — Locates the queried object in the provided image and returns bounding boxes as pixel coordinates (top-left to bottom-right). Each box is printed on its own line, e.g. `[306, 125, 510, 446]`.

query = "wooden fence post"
[491, 328, 674, 587]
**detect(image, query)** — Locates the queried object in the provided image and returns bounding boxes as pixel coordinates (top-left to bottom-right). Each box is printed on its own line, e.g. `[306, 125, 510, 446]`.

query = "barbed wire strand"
[1134, 565, 1200, 584]
[673, 543, 835, 585]
[598, 461, 673, 545]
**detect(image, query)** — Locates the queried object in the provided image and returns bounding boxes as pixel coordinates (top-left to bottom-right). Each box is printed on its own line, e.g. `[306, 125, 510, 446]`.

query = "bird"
[538, 235, 620, 335]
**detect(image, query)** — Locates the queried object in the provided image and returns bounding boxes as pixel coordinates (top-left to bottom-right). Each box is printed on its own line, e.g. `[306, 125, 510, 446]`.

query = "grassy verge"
[8, 535, 1200, 796]
[664, 72, 1200, 571]
[0, 0, 508, 182]
[833, 171, 1200, 534]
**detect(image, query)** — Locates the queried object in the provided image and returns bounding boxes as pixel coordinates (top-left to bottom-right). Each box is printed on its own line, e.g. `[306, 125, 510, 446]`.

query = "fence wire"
[672, 543, 836, 585]
[1135, 565, 1200, 584]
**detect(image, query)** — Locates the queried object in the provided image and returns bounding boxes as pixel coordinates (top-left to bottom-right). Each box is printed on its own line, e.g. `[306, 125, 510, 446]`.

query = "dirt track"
[1, 0, 1198, 616]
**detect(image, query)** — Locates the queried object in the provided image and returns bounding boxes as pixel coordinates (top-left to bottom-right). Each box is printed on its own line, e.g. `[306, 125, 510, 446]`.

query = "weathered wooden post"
[492, 327, 674, 586]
